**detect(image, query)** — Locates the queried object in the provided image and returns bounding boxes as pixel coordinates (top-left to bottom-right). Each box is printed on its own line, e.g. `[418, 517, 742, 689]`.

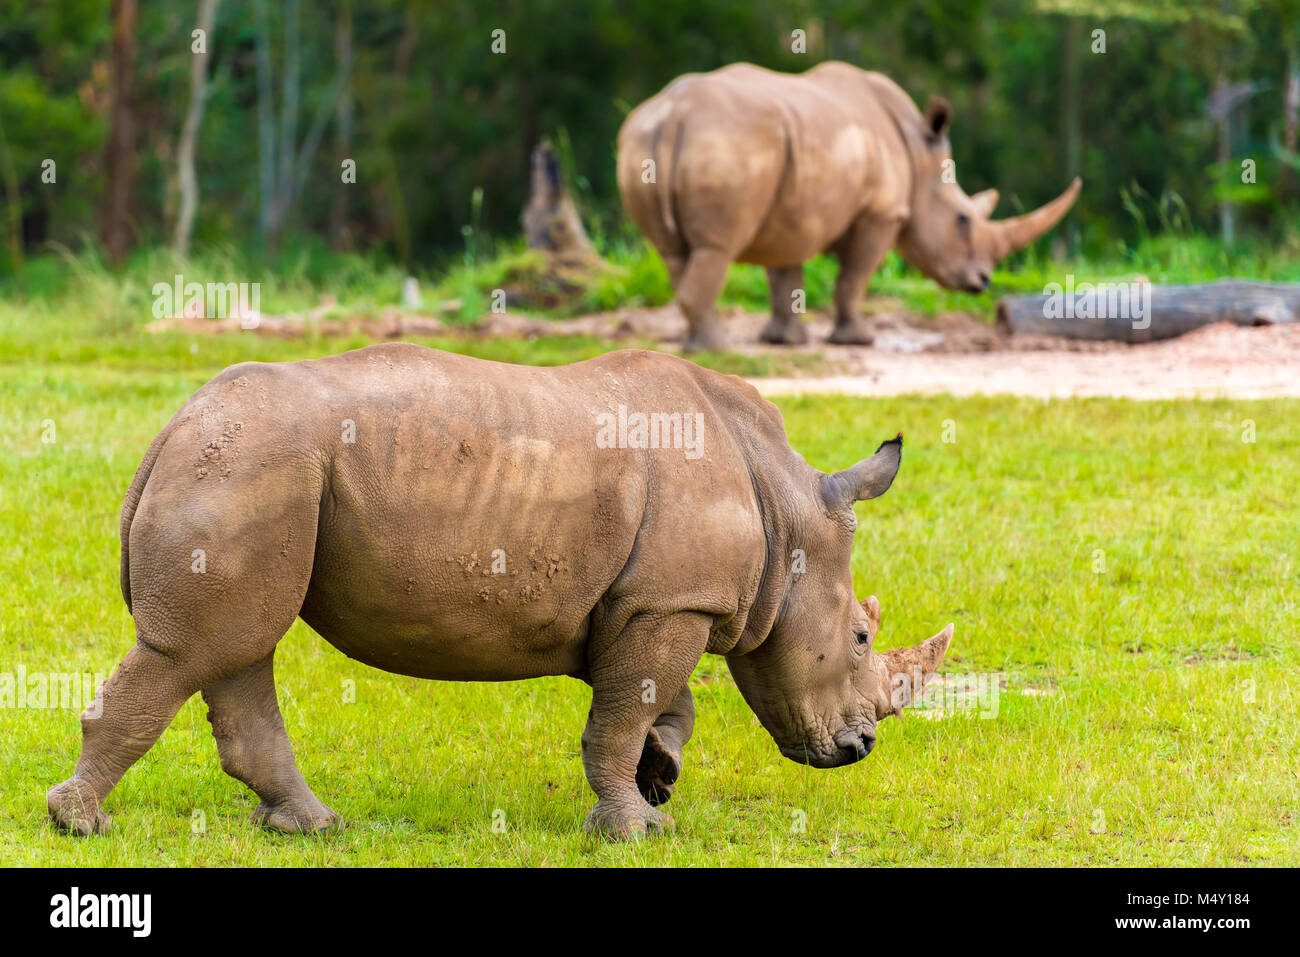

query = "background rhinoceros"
[47, 344, 950, 840]
[617, 61, 1081, 350]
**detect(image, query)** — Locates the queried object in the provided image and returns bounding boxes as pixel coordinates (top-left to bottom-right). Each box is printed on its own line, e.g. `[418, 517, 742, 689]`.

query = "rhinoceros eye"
[855, 631, 871, 645]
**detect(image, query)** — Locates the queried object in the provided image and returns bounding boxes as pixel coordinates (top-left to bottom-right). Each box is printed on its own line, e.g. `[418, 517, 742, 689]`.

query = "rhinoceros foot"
[48, 776, 112, 836]
[759, 316, 811, 345]
[583, 797, 674, 841]
[682, 320, 728, 353]
[827, 317, 876, 346]
[251, 797, 341, 834]
[635, 726, 682, 807]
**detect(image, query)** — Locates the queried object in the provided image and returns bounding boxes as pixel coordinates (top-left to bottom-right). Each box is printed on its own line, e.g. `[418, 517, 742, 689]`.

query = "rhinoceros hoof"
[636, 727, 682, 807]
[759, 318, 810, 345]
[48, 777, 112, 836]
[682, 325, 728, 353]
[584, 798, 675, 841]
[252, 798, 341, 834]
[827, 320, 875, 346]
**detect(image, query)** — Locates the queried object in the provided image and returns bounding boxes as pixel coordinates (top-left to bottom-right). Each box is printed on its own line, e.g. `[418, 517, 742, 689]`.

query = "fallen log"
[996, 279, 1300, 342]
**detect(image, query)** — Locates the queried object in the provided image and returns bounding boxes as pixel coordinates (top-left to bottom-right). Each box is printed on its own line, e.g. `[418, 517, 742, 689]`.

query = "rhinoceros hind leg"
[676, 248, 731, 352]
[759, 265, 810, 345]
[636, 683, 694, 806]
[202, 651, 339, 834]
[47, 643, 203, 835]
[635, 727, 682, 807]
[580, 612, 709, 839]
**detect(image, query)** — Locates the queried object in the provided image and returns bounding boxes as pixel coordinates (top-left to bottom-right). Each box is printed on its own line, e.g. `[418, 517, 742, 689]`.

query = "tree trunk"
[1281, 48, 1299, 202]
[329, 0, 353, 249]
[271, 0, 301, 245]
[1213, 75, 1236, 246]
[1059, 16, 1082, 252]
[997, 280, 1300, 342]
[102, 0, 137, 265]
[0, 115, 24, 271]
[173, 0, 219, 260]
[253, 0, 275, 242]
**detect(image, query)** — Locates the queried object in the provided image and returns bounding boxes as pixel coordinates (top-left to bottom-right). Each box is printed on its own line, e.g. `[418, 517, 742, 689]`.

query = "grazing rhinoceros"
[617, 61, 1081, 351]
[47, 344, 952, 840]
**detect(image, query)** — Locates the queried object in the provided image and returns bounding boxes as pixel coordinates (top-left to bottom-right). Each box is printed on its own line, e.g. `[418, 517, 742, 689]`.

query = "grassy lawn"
[1, 329, 1296, 865]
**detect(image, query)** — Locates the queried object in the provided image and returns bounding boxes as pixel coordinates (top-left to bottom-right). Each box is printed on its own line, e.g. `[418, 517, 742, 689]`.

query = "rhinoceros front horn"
[877, 623, 954, 716]
[821, 433, 903, 510]
[990, 177, 1082, 256]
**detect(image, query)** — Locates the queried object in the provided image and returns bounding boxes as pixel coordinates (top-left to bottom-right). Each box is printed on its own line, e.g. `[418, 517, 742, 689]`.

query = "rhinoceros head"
[727, 435, 953, 768]
[895, 96, 1082, 293]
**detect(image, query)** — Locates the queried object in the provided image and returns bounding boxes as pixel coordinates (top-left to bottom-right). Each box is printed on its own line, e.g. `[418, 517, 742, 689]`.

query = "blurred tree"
[173, 0, 219, 259]
[1, 0, 1296, 271]
[101, 0, 136, 264]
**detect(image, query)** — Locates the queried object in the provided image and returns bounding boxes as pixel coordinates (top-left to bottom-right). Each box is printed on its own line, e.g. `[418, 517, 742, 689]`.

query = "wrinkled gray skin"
[47, 344, 952, 840]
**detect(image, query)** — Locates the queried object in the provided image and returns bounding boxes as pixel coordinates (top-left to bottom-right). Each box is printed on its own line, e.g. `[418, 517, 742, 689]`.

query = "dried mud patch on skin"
[452, 544, 571, 607]
[195, 419, 243, 480]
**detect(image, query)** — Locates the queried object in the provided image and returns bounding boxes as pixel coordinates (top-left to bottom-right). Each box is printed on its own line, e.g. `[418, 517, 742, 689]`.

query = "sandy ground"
[149, 300, 1300, 400]
[752, 321, 1300, 400]
[537, 303, 1300, 400]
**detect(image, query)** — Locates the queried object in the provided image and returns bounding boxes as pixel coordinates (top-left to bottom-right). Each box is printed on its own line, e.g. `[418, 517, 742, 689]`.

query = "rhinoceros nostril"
[834, 729, 876, 762]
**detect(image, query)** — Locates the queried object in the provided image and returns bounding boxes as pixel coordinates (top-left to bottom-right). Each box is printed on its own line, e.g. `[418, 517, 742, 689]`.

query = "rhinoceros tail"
[119, 421, 176, 614]
[619, 91, 689, 262]
[653, 107, 682, 241]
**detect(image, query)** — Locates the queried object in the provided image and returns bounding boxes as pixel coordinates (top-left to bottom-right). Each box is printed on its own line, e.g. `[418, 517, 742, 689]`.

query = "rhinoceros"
[617, 61, 1081, 351]
[47, 344, 952, 840]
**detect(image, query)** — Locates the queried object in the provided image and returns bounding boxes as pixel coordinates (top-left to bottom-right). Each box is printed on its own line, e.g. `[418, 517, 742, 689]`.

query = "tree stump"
[522, 141, 597, 267]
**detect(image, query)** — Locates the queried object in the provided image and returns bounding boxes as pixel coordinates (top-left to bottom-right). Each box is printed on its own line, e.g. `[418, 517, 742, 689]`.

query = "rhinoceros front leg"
[636, 683, 694, 806]
[828, 217, 901, 345]
[759, 265, 810, 345]
[569, 672, 695, 808]
[581, 611, 710, 840]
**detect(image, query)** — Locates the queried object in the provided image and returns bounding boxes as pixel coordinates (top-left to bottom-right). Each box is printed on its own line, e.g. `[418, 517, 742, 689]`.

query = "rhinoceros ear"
[822, 434, 903, 510]
[970, 188, 999, 217]
[922, 97, 952, 145]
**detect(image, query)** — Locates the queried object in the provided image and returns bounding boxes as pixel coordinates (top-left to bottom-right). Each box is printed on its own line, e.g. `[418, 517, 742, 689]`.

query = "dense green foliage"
[2, 0, 1298, 273]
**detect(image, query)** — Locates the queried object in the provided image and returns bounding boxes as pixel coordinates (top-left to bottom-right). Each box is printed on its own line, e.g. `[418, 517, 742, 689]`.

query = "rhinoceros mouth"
[780, 730, 875, 768]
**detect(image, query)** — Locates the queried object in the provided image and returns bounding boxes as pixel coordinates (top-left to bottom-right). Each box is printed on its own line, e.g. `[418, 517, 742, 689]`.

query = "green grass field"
[2, 315, 1297, 865]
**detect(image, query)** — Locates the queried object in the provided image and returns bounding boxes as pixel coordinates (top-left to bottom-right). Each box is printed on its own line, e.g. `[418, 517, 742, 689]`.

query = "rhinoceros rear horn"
[821, 433, 902, 510]
[878, 623, 954, 715]
[991, 177, 1082, 256]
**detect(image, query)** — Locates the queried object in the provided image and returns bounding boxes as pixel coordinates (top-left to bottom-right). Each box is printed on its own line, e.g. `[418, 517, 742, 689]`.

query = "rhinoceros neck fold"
[859, 71, 922, 208]
[722, 418, 819, 657]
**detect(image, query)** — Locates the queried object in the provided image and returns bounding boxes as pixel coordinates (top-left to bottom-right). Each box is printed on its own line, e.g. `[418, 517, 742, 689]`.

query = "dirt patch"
[753, 320, 1300, 400]
[146, 301, 1300, 400]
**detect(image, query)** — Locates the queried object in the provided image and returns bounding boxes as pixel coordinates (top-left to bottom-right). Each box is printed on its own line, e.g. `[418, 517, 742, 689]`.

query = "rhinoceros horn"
[990, 177, 1083, 256]
[876, 623, 954, 716]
